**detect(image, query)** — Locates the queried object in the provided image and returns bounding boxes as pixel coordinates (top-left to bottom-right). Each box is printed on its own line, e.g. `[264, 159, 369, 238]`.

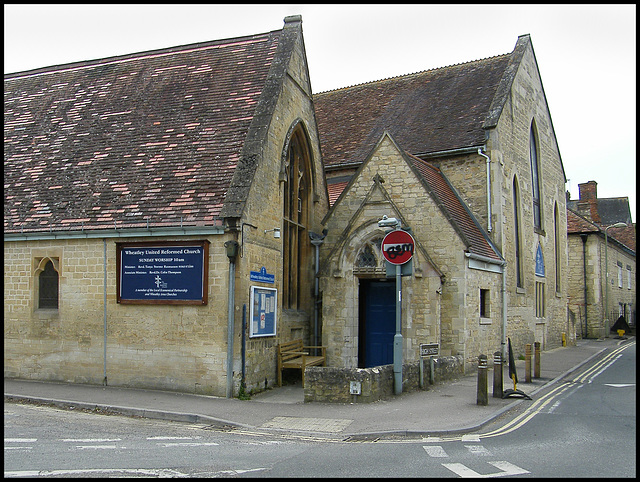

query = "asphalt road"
[4, 341, 635, 478]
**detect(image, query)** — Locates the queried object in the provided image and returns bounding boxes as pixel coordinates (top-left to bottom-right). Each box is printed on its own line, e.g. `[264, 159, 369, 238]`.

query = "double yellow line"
[479, 341, 635, 440]
[571, 341, 635, 384]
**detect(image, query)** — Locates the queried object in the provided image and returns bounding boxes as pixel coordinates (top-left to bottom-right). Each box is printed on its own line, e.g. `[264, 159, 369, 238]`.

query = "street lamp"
[604, 222, 628, 337]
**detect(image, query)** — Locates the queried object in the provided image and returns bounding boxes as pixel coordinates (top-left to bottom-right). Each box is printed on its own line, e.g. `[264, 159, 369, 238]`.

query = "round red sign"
[382, 229, 415, 265]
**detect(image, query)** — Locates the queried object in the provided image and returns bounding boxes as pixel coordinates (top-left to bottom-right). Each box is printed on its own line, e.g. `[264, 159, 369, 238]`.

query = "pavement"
[4, 336, 634, 441]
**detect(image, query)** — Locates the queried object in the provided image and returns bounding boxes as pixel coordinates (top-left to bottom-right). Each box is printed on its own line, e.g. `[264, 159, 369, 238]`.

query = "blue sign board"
[117, 242, 208, 304]
[250, 266, 275, 284]
[535, 243, 545, 277]
[250, 286, 277, 337]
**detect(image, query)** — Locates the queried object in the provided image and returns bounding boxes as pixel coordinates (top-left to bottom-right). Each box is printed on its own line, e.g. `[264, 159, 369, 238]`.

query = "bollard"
[477, 354, 488, 406]
[562, 332, 566, 347]
[534, 341, 540, 378]
[493, 351, 503, 398]
[525, 344, 532, 383]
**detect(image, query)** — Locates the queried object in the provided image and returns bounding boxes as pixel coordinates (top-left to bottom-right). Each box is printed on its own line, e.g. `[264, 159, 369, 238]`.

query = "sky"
[4, 4, 636, 222]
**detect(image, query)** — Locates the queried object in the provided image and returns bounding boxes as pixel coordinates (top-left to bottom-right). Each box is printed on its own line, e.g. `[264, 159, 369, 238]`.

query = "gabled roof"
[567, 208, 601, 234]
[405, 152, 503, 263]
[568, 208, 636, 253]
[567, 197, 633, 226]
[326, 132, 503, 263]
[4, 26, 286, 234]
[314, 41, 521, 170]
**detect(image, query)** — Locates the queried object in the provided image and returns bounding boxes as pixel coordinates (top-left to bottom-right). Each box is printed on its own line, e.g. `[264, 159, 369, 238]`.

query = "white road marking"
[423, 445, 448, 457]
[61, 438, 121, 442]
[604, 383, 635, 388]
[4, 439, 37, 443]
[442, 461, 530, 477]
[156, 442, 219, 447]
[464, 445, 492, 456]
[147, 436, 200, 440]
[75, 445, 118, 450]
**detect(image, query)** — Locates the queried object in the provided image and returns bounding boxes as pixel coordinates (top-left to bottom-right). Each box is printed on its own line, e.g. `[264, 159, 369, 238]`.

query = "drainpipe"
[103, 238, 108, 386]
[580, 234, 588, 338]
[478, 148, 492, 233]
[502, 263, 507, 364]
[224, 240, 240, 398]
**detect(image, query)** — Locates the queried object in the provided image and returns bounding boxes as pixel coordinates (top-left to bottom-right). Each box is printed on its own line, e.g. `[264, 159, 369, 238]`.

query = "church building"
[4, 17, 570, 397]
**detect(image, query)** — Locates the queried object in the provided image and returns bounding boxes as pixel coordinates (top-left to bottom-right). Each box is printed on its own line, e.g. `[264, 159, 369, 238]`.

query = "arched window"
[282, 128, 312, 309]
[530, 123, 542, 230]
[554, 202, 561, 293]
[513, 176, 523, 288]
[39, 259, 59, 309]
[355, 237, 384, 269]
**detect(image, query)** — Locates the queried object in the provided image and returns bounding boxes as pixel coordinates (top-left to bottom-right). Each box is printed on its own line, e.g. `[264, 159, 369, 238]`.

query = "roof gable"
[324, 132, 502, 263]
[314, 52, 512, 170]
[4, 29, 282, 233]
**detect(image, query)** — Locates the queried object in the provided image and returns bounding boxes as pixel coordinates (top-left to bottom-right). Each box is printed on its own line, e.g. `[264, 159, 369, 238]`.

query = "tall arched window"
[282, 128, 312, 309]
[39, 259, 59, 309]
[554, 202, 561, 293]
[530, 123, 542, 230]
[513, 176, 523, 288]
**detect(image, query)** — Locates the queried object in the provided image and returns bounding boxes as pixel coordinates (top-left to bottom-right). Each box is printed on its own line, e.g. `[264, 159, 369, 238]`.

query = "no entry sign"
[382, 229, 415, 265]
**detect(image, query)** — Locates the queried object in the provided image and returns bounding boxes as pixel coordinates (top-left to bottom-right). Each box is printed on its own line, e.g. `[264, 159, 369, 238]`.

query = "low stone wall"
[304, 355, 464, 403]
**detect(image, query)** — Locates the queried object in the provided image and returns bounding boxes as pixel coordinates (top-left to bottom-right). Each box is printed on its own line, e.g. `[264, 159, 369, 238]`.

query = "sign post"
[380, 221, 415, 395]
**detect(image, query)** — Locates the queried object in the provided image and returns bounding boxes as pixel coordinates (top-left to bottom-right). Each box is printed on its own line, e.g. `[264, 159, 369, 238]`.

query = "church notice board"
[116, 240, 209, 305]
[250, 286, 277, 337]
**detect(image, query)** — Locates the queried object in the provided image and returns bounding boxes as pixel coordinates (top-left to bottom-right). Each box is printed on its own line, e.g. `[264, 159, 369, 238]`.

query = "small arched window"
[39, 259, 59, 309]
[355, 237, 384, 269]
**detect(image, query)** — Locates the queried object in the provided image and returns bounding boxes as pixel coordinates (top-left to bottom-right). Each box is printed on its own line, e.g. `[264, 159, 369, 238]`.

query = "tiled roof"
[314, 54, 512, 170]
[4, 30, 281, 233]
[567, 208, 600, 234]
[406, 152, 503, 262]
[567, 197, 633, 226]
[327, 181, 349, 207]
[568, 208, 636, 253]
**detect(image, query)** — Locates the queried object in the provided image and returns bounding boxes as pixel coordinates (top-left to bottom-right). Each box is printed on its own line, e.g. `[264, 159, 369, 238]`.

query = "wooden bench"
[277, 339, 326, 386]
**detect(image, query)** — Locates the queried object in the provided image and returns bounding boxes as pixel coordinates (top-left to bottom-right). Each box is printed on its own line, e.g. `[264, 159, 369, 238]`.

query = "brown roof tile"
[314, 54, 511, 170]
[406, 152, 502, 262]
[4, 30, 281, 233]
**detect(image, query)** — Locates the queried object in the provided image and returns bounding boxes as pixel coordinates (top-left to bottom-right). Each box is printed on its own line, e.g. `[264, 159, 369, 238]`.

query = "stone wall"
[304, 355, 464, 403]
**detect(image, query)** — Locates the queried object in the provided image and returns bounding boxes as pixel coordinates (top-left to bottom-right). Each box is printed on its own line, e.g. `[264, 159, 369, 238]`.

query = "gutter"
[4, 225, 225, 242]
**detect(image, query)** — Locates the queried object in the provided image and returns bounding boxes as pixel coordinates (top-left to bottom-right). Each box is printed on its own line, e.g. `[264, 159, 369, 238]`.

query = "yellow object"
[617, 329, 625, 337]
[562, 332, 566, 346]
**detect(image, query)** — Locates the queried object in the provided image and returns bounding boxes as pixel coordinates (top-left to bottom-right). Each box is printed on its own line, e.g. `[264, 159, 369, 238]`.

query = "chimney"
[576, 181, 600, 223]
[578, 181, 597, 201]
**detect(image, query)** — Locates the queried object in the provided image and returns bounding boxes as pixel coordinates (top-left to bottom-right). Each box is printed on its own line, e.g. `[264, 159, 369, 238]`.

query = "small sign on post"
[420, 343, 439, 357]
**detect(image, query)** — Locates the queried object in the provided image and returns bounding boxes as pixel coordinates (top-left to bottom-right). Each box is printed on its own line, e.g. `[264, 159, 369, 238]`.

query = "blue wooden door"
[361, 280, 396, 367]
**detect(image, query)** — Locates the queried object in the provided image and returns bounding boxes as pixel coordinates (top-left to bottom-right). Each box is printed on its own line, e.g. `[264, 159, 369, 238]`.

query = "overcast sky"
[4, 4, 636, 222]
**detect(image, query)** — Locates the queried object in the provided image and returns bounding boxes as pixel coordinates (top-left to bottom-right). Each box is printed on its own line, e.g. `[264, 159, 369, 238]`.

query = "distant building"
[567, 181, 636, 337]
